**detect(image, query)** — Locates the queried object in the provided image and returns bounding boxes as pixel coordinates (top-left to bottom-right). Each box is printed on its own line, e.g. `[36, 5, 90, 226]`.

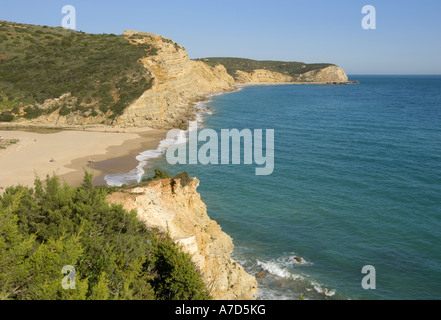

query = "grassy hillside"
[0, 21, 155, 122]
[195, 57, 334, 80]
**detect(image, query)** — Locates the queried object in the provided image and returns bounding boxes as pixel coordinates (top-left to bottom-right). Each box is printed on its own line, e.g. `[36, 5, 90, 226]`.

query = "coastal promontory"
[107, 174, 258, 300]
[0, 21, 351, 131]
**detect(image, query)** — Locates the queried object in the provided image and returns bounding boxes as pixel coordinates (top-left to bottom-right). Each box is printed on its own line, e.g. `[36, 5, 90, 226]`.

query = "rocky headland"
[0, 22, 354, 300]
[1, 24, 353, 131]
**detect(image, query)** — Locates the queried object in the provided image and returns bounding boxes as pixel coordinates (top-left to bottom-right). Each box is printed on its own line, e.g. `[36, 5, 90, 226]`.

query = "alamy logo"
[361, 5, 376, 30]
[361, 265, 376, 290]
[166, 121, 274, 175]
[61, 5, 76, 30]
[61, 265, 76, 290]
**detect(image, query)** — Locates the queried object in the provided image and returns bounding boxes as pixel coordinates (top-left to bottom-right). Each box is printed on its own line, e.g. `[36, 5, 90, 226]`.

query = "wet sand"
[0, 129, 166, 189]
[62, 130, 167, 187]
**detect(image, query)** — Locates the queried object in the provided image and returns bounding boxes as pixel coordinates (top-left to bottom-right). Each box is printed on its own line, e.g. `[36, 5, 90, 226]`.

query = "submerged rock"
[293, 256, 304, 264]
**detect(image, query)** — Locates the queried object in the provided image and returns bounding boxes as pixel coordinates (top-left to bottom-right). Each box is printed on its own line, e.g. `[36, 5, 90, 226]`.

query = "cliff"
[235, 65, 348, 84]
[196, 57, 350, 85]
[106, 176, 258, 300]
[0, 22, 352, 130]
[113, 31, 236, 129]
[0, 23, 236, 130]
[294, 65, 349, 83]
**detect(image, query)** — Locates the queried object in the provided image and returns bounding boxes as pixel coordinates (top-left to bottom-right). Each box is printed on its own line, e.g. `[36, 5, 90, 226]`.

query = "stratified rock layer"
[4, 29, 351, 130]
[106, 176, 258, 300]
[114, 31, 236, 129]
[235, 65, 348, 84]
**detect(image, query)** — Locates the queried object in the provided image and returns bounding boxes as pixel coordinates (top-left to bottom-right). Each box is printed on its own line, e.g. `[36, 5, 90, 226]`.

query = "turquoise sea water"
[143, 76, 441, 300]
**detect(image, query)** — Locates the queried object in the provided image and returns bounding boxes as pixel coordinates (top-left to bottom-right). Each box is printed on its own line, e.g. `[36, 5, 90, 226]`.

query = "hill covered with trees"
[0, 172, 210, 300]
[0, 21, 155, 123]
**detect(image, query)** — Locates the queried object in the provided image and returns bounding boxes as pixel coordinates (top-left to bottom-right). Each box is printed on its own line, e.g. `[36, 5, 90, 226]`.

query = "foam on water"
[254, 254, 335, 299]
[104, 93, 224, 187]
[104, 129, 187, 187]
[231, 249, 336, 300]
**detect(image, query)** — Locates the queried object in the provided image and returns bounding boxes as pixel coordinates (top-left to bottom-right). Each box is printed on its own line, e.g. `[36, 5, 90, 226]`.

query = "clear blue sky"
[1, 0, 440, 74]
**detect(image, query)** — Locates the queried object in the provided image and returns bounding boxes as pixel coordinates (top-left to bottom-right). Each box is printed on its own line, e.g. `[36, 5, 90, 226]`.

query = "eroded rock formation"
[106, 176, 258, 300]
[114, 31, 236, 129]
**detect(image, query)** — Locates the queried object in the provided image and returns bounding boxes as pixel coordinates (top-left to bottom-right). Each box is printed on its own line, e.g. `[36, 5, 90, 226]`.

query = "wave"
[311, 281, 336, 297]
[233, 251, 337, 300]
[104, 95, 218, 187]
[104, 129, 187, 187]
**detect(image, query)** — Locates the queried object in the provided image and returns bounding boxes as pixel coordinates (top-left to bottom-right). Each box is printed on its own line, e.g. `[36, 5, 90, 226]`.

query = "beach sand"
[0, 129, 166, 189]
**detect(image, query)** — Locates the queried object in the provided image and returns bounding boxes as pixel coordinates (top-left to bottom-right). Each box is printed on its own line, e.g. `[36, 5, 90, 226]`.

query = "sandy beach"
[0, 128, 166, 189]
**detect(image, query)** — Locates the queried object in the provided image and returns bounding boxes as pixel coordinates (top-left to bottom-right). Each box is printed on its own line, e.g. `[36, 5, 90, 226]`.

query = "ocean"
[106, 75, 441, 300]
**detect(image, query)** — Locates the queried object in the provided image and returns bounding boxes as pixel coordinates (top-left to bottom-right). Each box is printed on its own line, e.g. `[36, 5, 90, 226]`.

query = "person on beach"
[50, 158, 56, 162]
[88, 157, 96, 168]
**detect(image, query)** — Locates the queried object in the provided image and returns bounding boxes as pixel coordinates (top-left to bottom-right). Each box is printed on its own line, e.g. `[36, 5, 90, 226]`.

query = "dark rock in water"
[294, 256, 304, 263]
[255, 270, 266, 279]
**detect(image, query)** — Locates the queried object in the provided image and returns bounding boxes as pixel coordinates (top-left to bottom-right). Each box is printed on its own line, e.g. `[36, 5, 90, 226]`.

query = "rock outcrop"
[113, 31, 236, 129]
[106, 176, 258, 300]
[234, 65, 348, 85]
[294, 65, 348, 83]
[235, 69, 294, 84]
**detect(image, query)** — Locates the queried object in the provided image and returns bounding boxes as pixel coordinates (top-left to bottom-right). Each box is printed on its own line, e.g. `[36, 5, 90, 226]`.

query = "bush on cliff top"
[0, 172, 210, 300]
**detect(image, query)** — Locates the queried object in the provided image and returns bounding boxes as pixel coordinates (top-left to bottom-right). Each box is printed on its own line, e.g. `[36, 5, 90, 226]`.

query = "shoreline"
[0, 80, 340, 190]
[0, 80, 325, 191]
[235, 81, 358, 87]
[0, 128, 166, 189]
[61, 129, 167, 187]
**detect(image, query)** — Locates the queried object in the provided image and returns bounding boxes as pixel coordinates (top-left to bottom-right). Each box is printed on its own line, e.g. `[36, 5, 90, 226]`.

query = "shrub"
[23, 106, 43, 119]
[150, 235, 210, 300]
[0, 173, 210, 300]
[142, 168, 172, 183]
[59, 106, 71, 116]
[173, 172, 192, 187]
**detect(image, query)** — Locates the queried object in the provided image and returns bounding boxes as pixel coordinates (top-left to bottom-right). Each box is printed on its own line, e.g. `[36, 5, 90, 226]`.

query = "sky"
[1, 0, 440, 74]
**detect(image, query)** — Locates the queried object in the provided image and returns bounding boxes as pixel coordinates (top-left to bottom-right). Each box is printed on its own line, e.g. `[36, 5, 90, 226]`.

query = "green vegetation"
[159, 36, 183, 52]
[0, 21, 156, 122]
[0, 173, 210, 300]
[0, 138, 19, 149]
[195, 57, 334, 80]
[117, 168, 192, 191]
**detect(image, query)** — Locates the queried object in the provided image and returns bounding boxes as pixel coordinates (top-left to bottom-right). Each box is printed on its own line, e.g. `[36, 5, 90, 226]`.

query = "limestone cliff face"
[294, 65, 348, 83]
[235, 69, 294, 84]
[106, 176, 258, 300]
[235, 65, 348, 84]
[114, 31, 235, 129]
[7, 30, 351, 130]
